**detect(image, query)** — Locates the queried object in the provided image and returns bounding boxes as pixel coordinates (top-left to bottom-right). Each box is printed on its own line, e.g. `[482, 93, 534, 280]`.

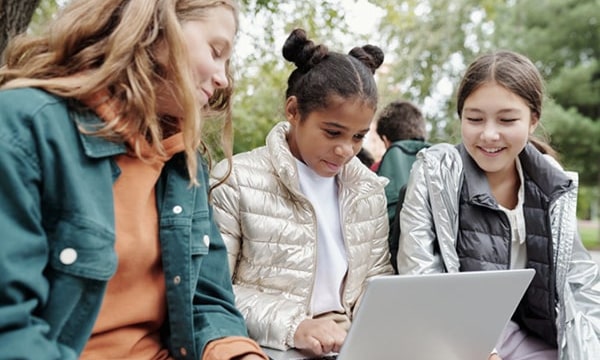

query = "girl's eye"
[211, 47, 222, 59]
[466, 117, 482, 122]
[325, 130, 340, 137]
[500, 118, 519, 122]
[354, 134, 366, 141]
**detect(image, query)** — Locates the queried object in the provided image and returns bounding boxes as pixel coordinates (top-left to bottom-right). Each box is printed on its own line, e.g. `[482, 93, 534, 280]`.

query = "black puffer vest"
[455, 143, 574, 347]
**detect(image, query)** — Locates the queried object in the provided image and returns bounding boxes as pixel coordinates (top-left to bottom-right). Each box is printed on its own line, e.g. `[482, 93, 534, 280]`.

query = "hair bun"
[348, 45, 384, 74]
[282, 28, 328, 72]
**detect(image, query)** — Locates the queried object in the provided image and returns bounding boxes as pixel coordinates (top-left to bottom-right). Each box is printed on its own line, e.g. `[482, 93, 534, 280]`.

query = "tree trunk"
[0, 0, 41, 64]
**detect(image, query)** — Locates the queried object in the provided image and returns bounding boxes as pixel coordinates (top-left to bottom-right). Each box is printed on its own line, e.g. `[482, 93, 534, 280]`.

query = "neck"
[487, 163, 520, 209]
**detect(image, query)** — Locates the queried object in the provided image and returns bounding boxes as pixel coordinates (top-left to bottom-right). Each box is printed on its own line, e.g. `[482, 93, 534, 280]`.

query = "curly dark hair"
[282, 28, 385, 118]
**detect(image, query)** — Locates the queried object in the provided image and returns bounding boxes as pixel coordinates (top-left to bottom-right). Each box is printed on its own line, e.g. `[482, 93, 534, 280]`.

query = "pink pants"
[496, 320, 558, 360]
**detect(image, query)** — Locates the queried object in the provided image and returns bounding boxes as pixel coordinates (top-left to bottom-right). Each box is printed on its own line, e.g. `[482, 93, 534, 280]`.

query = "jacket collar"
[518, 143, 573, 200]
[456, 143, 496, 207]
[390, 139, 430, 155]
[70, 107, 127, 159]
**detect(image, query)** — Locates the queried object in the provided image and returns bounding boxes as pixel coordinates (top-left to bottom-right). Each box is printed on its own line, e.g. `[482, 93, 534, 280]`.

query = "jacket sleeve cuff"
[202, 336, 268, 360]
[285, 314, 307, 349]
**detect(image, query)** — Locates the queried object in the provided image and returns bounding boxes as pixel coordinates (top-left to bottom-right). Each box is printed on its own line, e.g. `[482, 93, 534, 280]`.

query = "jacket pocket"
[42, 217, 117, 350]
[47, 217, 117, 279]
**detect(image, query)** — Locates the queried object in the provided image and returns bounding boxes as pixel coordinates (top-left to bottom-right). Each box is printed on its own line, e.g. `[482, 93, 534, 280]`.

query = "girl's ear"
[285, 96, 300, 126]
[381, 135, 391, 148]
[529, 111, 540, 134]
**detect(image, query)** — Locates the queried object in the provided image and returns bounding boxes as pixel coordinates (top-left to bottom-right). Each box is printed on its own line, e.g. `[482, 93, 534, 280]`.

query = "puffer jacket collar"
[517, 144, 573, 200]
[266, 121, 387, 197]
[456, 144, 496, 209]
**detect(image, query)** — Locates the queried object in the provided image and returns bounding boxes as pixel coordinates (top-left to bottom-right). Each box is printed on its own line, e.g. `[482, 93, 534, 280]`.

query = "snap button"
[59, 248, 77, 265]
[172, 205, 183, 214]
[173, 275, 181, 285]
[203, 235, 210, 247]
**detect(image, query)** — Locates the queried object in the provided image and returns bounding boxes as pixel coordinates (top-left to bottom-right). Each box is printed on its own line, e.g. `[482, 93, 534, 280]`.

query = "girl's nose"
[213, 65, 229, 89]
[334, 142, 354, 158]
[481, 121, 500, 141]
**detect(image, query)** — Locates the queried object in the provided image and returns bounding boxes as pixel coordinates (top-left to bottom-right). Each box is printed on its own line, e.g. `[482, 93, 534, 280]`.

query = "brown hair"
[456, 50, 557, 159]
[0, 0, 239, 184]
[376, 100, 426, 142]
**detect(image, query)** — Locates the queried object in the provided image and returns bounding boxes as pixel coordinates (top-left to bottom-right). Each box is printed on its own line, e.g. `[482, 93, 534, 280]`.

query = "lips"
[323, 159, 342, 172]
[196, 88, 213, 105]
[480, 146, 505, 154]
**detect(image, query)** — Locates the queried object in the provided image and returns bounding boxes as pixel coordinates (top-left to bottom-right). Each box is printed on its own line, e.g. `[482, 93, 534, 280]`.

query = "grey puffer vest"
[455, 144, 574, 347]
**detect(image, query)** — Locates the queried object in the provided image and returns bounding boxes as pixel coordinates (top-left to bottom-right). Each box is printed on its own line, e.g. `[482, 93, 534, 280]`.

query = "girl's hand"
[488, 354, 502, 360]
[293, 318, 347, 356]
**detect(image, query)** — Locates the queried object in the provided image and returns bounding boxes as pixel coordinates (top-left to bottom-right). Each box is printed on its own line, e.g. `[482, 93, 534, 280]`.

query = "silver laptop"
[263, 269, 535, 360]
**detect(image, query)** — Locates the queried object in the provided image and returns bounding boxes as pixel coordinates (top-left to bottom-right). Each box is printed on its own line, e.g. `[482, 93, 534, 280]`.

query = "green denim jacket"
[0, 88, 248, 359]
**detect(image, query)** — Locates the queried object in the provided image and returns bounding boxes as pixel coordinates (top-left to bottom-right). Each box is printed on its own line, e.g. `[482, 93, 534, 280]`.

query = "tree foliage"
[543, 101, 600, 185]
[371, 0, 506, 142]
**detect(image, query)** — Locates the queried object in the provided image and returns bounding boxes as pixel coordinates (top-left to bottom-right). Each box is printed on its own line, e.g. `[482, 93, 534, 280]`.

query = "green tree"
[370, 0, 507, 142]
[542, 101, 600, 184]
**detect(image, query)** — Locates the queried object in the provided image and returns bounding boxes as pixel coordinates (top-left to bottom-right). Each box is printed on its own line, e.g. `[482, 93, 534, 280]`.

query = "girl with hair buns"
[0, 0, 267, 359]
[396, 50, 600, 359]
[210, 28, 394, 356]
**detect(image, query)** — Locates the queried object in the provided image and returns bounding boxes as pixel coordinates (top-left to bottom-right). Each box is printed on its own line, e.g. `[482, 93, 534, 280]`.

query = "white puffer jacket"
[210, 121, 394, 350]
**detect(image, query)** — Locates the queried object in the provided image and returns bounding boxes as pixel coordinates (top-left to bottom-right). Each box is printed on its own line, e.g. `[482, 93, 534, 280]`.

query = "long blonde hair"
[0, 0, 238, 184]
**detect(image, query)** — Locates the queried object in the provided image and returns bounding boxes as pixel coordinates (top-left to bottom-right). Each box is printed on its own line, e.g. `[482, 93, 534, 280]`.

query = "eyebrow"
[322, 121, 370, 133]
[463, 108, 523, 114]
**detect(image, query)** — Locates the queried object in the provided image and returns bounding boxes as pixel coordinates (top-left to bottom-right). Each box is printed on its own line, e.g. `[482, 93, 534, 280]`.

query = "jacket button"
[59, 248, 77, 265]
[173, 275, 181, 285]
[203, 235, 210, 247]
[179, 347, 187, 356]
[172, 205, 183, 214]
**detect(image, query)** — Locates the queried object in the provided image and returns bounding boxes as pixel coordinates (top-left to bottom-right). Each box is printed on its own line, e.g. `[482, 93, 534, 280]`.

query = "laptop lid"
[264, 269, 534, 360]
